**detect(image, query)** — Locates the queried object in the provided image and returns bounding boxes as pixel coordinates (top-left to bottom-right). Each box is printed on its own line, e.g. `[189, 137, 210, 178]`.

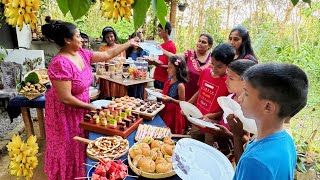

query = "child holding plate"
[157, 56, 188, 134]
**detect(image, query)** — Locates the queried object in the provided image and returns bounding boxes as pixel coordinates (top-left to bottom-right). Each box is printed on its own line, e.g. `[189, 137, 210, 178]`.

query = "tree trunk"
[170, 0, 177, 28]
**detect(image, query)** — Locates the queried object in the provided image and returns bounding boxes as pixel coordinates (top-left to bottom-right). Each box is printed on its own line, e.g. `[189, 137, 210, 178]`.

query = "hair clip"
[174, 59, 181, 65]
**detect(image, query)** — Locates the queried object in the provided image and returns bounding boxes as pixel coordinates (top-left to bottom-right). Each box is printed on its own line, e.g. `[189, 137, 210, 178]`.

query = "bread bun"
[163, 136, 175, 146]
[133, 154, 145, 167]
[164, 155, 172, 163]
[151, 140, 164, 149]
[139, 142, 151, 156]
[160, 144, 174, 156]
[142, 136, 154, 144]
[156, 162, 172, 173]
[155, 157, 167, 165]
[139, 157, 156, 173]
[150, 148, 163, 161]
[129, 144, 142, 159]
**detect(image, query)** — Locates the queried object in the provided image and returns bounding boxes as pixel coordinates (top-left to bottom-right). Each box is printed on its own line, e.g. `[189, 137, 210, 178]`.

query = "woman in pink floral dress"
[42, 21, 137, 180]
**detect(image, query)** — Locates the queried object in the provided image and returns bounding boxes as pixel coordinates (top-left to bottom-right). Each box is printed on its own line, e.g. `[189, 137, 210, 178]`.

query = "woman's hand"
[159, 95, 173, 102]
[88, 104, 97, 111]
[128, 38, 139, 47]
[226, 114, 244, 138]
[153, 89, 163, 93]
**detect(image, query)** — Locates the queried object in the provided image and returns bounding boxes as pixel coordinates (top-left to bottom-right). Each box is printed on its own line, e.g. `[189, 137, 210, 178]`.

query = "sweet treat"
[141, 136, 154, 145]
[163, 137, 175, 146]
[101, 106, 108, 109]
[93, 115, 100, 124]
[152, 106, 157, 110]
[132, 154, 145, 167]
[155, 157, 167, 165]
[139, 143, 151, 156]
[151, 140, 164, 149]
[124, 95, 129, 99]
[119, 122, 125, 131]
[117, 103, 123, 107]
[150, 148, 163, 161]
[96, 108, 102, 113]
[156, 163, 172, 173]
[145, 104, 151, 108]
[109, 101, 116, 105]
[140, 107, 146, 111]
[155, 104, 161, 108]
[115, 98, 121, 103]
[161, 144, 174, 156]
[90, 110, 97, 116]
[147, 108, 152, 113]
[94, 136, 121, 151]
[138, 157, 156, 173]
[140, 101, 146, 105]
[84, 114, 92, 122]
[130, 97, 135, 100]
[135, 102, 141, 107]
[124, 118, 131, 127]
[101, 117, 107, 126]
[129, 144, 142, 159]
[157, 102, 162, 105]
[131, 106, 137, 110]
[164, 155, 172, 163]
[120, 97, 126, 101]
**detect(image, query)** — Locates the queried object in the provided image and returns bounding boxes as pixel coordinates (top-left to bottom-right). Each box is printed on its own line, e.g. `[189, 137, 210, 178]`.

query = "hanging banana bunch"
[1, 0, 40, 31]
[100, 0, 133, 23]
[6, 134, 39, 180]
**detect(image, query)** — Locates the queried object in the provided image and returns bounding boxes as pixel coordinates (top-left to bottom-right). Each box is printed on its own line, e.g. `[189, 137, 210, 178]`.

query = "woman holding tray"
[41, 20, 137, 180]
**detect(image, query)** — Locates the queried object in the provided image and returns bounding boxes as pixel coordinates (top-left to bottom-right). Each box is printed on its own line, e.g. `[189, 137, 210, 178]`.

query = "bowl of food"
[127, 136, 176, 179]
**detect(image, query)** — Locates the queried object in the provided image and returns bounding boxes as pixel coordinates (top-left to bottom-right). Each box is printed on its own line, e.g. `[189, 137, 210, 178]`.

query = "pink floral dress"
[45, 49, 93, 180]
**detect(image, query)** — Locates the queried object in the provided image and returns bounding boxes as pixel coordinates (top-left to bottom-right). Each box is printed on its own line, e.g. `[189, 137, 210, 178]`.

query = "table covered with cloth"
[85, 115, 182, 180]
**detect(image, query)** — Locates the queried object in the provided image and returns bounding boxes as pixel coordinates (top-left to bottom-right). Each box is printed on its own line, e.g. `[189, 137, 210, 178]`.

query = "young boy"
[152, 21, 176, 90]
[233, 63, 308, 179]
[188, 43, 235, 145]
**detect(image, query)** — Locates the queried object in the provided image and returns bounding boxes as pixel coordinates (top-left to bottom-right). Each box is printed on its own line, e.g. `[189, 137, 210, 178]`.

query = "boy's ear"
[264, 100, 277, 115]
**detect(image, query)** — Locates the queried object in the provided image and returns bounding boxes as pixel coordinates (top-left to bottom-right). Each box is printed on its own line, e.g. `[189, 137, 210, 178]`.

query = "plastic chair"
[0, 62, 22, 112]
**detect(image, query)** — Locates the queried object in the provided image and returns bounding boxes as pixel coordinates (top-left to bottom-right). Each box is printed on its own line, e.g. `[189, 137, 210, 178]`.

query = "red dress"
[160, 80, 185, 134]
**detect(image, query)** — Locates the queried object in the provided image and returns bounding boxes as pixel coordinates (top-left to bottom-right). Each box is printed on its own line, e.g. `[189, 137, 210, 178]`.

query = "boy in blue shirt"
[232, 63, 308, 180]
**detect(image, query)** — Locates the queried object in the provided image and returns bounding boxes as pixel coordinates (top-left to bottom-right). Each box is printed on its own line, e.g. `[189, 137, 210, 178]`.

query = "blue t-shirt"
[128, 50, 148, 60]
[233, 130, 296, 180]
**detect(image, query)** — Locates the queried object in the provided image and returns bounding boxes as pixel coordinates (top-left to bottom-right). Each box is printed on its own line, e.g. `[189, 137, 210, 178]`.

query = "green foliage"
[24, 72, 40, 84]
[0, 46, 8, 62]
[133, 0, 151, 30]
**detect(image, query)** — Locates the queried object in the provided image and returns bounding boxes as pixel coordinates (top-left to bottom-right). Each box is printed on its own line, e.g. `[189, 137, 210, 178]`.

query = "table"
[96, 74, 154, 99]
[85, 115, 182, 180]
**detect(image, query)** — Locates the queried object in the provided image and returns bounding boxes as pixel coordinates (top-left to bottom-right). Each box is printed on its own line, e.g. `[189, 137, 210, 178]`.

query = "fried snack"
[160, 144, 174, 156]
[139, 142, 151, 156]
[129, 144, 142, 159]
[133, 154, 145, 167]
[139, 157, 156, 173]
[151, 140, 164, 149]
[156, 163, 173, 173]
[163, 136, 175, 146]
[150, 148, 163, 161]
[95, 136, 120, 152]
[155, 157, 167, 165]
[141, 136, 154, 145]
[164, 155, 172, 163]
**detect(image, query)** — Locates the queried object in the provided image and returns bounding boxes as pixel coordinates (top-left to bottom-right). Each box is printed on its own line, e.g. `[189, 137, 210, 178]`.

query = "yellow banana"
[26, 136, 37, 146]
[9, 161, 20, 170]
[126, 0, 134, 5]
[120, 0, 126, 7]
[20, 0, 26, 8]
[113, 8, 119, 22]
[8, 8, 19, 18]
[119, 6, 125, 17]
[105, 2, 114, 11]
[30, 12, 37, 23]
[18, 8, 25, 16]
[25, 6, 32, 13]
[108, 0, 114, 3]
[114, 1, 120, 9]
[124, 6, 132, 16]
[124, 14, 130, 22]
[24, 13, 31, 24]
[11, 0, 19, 8]
[17, 168, 23, 177]
[29, 23, 36, 30]
[32, 1, 40, 10]
[23, 168, 29, 177]
[15, 151, 23, 162]
[2, 0, 9, 4]
[10, 169, 17, 176]
[26, 0, 33, 7]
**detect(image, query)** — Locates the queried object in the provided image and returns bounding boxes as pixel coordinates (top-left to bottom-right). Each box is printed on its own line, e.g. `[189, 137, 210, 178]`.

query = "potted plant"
[178, 0, 188, 12]
[294, 130, 319, 179]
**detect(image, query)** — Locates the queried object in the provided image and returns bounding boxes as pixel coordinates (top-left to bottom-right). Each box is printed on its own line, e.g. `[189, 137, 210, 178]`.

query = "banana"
[8, 8, 19, 18]
[26, 0, 33, 7]
[104, 11, 113, 19]
[10, 169, 17, 176]
[105, 1, 114, 11]
[32, 1, 40, 11]
[113, 1, 120, 9]
[107, 0, 114, 3]
[25, 6, 32, 13]
[126, 0, 134, 5]
[11, 0, 19, 8]
[16, 168, 23, 177]
[29, 12, 37, 23]
[18, 8, 25, 16]
[119, 6, 125, 17]
[29, 23, 36, 30]
[15, 151, 23, 162]
[24, 13, 31, 24]
[124, 14, 130, 22]
[124, 6, 132, 16]
[20, 0, 26, 8]
[120, 0, 126, 7]
[113, 8, 119, 22]
[23, 168, 29, 177]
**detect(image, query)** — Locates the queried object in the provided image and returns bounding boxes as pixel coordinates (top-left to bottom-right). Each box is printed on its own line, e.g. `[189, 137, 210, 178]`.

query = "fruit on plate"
[90, 158, 128, 180]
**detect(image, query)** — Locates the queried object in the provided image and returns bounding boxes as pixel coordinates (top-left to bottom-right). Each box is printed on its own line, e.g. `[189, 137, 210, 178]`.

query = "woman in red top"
[152, 22, 177, 90]
[157, 56, 188, 134]
[160, 34, 213, 100]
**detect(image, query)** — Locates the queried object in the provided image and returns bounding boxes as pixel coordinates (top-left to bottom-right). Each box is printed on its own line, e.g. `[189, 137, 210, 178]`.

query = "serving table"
[85, 115, 182, 180]
[96, 74, 154, 99]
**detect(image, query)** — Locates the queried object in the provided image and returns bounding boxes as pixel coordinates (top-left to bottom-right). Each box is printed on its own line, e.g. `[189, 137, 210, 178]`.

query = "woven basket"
[17, 83, 46, 100]
[24, 69, 49, 84]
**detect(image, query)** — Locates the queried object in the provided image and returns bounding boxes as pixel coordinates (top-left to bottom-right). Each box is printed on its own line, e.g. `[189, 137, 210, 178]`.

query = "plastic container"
[134, 57, 148, 79]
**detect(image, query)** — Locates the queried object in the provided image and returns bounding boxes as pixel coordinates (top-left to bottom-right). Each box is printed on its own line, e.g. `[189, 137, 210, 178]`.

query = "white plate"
[139, 42, 163, 56]
[187, 117, 219, 129]
[145, 88, 164, 98]
[172, 138, 234, 180]
[217, 96, 257, 134]
[91, 100, 110, 109]
[179, 101, 203, 119]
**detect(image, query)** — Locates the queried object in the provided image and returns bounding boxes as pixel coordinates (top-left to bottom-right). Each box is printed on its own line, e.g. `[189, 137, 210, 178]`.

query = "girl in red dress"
[157, 56, 188, 134]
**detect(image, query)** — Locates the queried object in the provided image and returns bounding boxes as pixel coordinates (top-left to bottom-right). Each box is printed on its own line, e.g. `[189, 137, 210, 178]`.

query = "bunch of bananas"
[6, 134, 39, 179]
[100, 0, 134, 23]
[1, 0, 40, 31]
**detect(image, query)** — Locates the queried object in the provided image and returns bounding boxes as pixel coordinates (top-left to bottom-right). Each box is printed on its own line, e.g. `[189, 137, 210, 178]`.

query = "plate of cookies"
[128, 136, 176, 179]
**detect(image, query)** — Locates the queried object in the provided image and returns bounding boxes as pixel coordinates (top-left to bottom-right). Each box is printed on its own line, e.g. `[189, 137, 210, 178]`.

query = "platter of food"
[79, 106, 143, 138]
[127, 136, 176, 179]
[73, 136, 129, 161]
[135, 124, 171, 142]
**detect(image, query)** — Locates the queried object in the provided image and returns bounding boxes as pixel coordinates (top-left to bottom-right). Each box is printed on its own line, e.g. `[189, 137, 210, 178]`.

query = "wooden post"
[21, 107, 34, 138]
[36, 108, 46, 139]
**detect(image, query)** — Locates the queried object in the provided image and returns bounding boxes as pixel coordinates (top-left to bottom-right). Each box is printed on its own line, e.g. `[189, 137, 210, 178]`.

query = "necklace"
[191, 50, 211, 71]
